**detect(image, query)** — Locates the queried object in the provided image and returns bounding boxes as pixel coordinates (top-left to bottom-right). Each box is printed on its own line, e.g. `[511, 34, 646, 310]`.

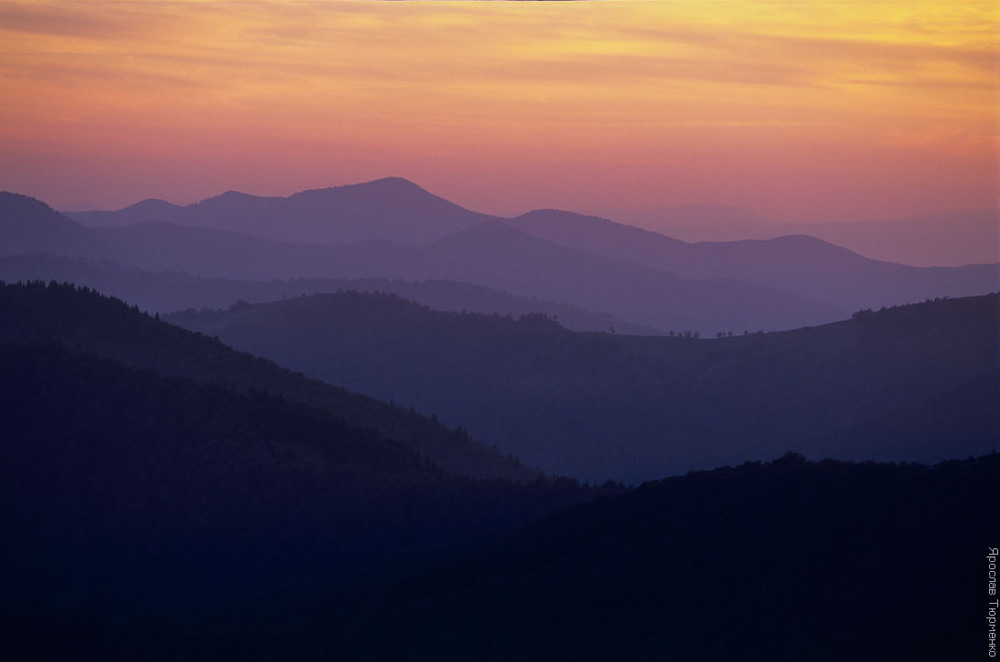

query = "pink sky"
[1, 1, 996, 221]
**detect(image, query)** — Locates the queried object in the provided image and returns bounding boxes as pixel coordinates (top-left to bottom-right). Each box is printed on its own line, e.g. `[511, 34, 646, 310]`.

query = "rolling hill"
[0, 339, 591, 621]
[169, 290, 1000, 483]
[508, 209, 1000, 310]
[604, 205, 999, 266]
[0, 280, 538, 481]
[57, 180, 1000, 319]
[426, 221, 842, 332]
[0, 254, 656, 333]
[0, 191, 106, 259]
[86, 217, 847, 332]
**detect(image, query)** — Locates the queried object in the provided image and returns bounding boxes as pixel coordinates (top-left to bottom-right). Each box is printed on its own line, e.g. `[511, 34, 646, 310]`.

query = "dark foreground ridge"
[0, 339, 587, 614]
[5, 453, 995, 661]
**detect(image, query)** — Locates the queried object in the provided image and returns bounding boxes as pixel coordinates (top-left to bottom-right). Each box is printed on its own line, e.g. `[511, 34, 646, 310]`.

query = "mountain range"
[0, 281, 536, 482]
[2, 174, 996, 659]
[601, 205, 999, 267]
[67, 177, 494, 245]
[0, 253, 656, 334]
[4, 180, 998, 335]
[68, 180, 998, 268]
[506, 208, 998, 312]
[169, 290, 1000, 483]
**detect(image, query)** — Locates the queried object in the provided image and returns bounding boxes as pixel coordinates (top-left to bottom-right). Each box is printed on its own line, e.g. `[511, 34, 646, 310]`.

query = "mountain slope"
[170, 291, 999, 483]
[68, 177, 494, 245]
[0, 281, 536, 481]
[595, 203, 776, 241]
[509, 209, 1000, 310]
[92, 217, 845, 331]
[5, 186, 993, 332]
[605, 205, 999, 266]
[3, 202, 846, 332]
[0, 192, 106, 258]
[0, 254, 657, 333]
[292, 454, 996, 661]
[38, 453, 994, 659]
[428, 221, 843, 332]
[88, 211, 1000, 316]
[0, 340, 587, 618]
[92, 221, 342, 279]
[793, 208, 999, 267]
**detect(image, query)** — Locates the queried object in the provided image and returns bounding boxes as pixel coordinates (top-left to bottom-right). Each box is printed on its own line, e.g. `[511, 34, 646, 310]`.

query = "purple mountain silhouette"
[1, 192, 106, 258]
[602, 205, 999, 267]
[508, 209, 1000, 310]
[4, 183, 997, 333]
[69, 177, 494, 245]
[427, 221, 843, 332]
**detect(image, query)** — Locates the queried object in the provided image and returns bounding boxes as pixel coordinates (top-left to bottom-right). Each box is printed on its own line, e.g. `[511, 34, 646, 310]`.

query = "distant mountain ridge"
[603, 205, 999, 267]
[0, 253, 657, 333]
[426, 220, 843, 332]
[0, 191, 106, 258]
[169, 290, 1000, 483]
[84, 214, 847, 333]
[508, 209, 999, 311]
[63, 179, 998, 266]
[3, 185, 998, 333]
[68, 177, 495, 245]
[4, 190, 848, 332]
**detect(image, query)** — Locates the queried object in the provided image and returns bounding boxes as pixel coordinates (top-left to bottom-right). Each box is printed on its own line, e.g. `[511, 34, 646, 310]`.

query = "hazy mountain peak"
[365, 175, 426, 190]
[111, 176, 493, 245]
[0, 191, 95, 255]
[287, 176, 450, 207]
[1, 190, 59, 217]
[195, 189, 271, 206]
[512, 207, 688, 246]
[516, 208, 590, 220]
[118, 198, 181, 214]
[285, 177, 436, 207]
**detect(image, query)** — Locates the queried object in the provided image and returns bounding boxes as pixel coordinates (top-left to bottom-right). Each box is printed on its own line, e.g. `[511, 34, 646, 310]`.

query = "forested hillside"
[0, 281, 535, 480]
[170, 291, 1000, 482]
[0, 254, 655, 332]
[294, 453, 997, 661]
[8, 453, 994, 660]
[0, 341, 587, 619]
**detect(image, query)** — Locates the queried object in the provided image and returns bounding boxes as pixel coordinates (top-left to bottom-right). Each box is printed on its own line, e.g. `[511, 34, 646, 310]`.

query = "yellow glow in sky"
[0, 1, 996, 220]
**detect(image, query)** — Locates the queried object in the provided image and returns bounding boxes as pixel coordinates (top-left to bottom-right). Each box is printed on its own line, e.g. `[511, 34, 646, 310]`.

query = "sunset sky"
[1, 1, 996, 221]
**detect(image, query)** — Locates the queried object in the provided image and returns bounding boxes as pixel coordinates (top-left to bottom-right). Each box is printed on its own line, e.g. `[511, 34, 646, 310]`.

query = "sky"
[1, 1, 996, 222]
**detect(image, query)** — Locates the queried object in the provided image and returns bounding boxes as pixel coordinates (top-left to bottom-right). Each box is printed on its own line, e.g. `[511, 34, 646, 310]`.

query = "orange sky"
[1, 1, 996, 221]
